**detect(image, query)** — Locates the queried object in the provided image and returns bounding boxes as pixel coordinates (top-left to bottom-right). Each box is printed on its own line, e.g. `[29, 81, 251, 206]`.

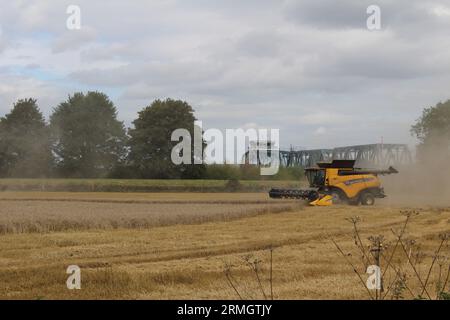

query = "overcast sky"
[1, 0, 450, 150]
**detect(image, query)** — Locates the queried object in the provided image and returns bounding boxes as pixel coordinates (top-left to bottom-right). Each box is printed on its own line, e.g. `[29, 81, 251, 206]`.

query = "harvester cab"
[269, 160, 398, 206]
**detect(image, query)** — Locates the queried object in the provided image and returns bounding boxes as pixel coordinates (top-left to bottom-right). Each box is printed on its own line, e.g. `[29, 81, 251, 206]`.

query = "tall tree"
[411, 100, 450, 162]
[0, 98, 52, 177]
[128, 98, 205, 178]
[50, 92, 127, 178]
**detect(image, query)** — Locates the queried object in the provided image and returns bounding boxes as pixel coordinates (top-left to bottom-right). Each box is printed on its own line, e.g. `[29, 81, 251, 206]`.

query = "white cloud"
[51, 27, 97, 53]
[0, 73, 66, 118]
[297, 112, 355, 125]
[0, 0, 449, 148]
[314, 126, 327, 135]
[431, 5, 450, 17]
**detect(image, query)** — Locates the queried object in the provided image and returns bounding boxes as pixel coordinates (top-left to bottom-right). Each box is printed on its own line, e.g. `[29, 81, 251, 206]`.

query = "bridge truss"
[244, 143, 412, 168]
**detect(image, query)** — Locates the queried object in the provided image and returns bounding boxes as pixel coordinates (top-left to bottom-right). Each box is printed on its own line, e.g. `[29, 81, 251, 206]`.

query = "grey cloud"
[283, 0, 450, 36]
[1, 0, 450, 149]
[304, 37, 450, 80]
[79, 43, 148, 62]
[25, 63, 40, 69]
[283, 0, 370, 29]
[235, 31, 285, 58]
[51, 27, 97, 53]
[70, 59, 224, 87]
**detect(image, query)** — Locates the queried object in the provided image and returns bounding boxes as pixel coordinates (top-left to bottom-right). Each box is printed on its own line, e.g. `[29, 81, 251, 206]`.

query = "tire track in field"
[82, 218, 408, 267]
[1, 216, 410, 271]
[3, 209, 447, 272]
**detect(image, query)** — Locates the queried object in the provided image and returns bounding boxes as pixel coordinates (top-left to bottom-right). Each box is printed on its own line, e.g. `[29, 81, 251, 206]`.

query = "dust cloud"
[381, 143, 450, 207]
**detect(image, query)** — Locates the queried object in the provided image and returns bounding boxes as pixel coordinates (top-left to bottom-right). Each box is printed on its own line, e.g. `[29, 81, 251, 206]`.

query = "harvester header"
[269, 160, 398, 206]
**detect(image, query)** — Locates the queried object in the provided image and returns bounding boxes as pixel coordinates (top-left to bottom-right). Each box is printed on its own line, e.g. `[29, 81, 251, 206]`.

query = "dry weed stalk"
[223, 262, 244, 300]
[334, 210, 450, 300]
[223, 246, 275, 300]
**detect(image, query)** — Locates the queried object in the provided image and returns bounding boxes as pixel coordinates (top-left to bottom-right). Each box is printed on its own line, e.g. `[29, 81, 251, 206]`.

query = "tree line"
[0, 92, 204, 179]
[0, 91, 448, 179]
[0, 92, 303, 180]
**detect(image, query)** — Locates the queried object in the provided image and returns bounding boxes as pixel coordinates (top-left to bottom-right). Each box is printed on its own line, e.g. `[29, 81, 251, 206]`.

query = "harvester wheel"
[360, 192, 375, 206]
[330, 189, 345, 204]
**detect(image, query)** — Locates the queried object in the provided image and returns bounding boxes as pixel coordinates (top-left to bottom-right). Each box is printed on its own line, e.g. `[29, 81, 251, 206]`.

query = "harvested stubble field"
[0, 191, 449, 299]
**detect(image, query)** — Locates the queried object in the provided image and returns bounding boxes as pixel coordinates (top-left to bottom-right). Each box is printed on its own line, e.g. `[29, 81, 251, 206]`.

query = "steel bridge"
[244, 143, 412, 168]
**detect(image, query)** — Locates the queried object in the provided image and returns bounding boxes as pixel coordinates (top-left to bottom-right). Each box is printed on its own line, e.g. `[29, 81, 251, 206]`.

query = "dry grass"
[0, 192, 449, 299]
[0, 193, 299, 234]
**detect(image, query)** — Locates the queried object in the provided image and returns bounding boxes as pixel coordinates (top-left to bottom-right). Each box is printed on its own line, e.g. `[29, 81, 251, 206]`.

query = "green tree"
[411, 100, 450, 161]
[128, 98, 206, 178]
[0, 98, 52, 177]
[50, 92, 127, 178]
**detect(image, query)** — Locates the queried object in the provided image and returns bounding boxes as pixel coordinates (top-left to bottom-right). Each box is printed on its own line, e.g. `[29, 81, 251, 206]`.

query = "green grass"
[0, 178, 304, 192]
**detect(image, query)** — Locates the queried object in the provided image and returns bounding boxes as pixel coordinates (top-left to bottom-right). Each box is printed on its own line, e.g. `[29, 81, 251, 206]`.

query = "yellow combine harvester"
[269, 160, 398, 206]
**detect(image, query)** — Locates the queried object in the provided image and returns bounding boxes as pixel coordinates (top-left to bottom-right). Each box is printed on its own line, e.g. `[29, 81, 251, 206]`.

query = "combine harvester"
[269, 160, 398, 206]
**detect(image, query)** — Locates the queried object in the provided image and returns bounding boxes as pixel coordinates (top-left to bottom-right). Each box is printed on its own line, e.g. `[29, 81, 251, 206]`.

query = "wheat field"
[0, 197, 298, 234]
[0, 192, 449, 299]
